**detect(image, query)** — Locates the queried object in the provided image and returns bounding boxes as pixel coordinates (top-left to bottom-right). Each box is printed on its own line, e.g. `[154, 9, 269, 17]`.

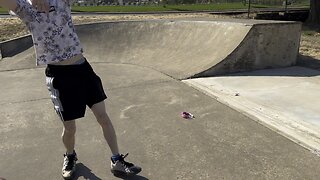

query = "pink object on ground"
[181, 112, 195, 119]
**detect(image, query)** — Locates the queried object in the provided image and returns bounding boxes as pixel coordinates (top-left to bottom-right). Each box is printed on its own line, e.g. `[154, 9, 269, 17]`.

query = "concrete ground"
[1, 47, 320, 180]
[1, 19, 320, 180]
[184, 66, 320, 154]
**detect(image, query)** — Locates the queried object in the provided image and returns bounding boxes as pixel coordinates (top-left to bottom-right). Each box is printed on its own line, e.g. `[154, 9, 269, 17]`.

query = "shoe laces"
[118, 153, 134, 168]
[63, 154, 77, 171]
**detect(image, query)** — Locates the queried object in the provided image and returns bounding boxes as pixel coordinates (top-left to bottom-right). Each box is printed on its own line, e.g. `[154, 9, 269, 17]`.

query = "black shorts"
[45, 58, 107, 121]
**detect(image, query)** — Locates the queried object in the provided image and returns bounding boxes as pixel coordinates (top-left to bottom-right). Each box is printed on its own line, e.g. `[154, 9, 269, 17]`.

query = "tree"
[308, 0, 320, 25]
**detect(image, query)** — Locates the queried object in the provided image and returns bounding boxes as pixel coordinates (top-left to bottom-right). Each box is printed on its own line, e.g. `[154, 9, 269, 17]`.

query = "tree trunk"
[308, 0, 320, 24]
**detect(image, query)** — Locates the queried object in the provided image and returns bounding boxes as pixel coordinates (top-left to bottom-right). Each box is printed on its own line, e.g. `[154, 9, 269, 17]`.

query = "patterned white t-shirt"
[13, 0, 83, 65]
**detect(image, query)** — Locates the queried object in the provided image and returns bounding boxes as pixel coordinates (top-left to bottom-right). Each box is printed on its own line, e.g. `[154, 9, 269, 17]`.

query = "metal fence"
[245, 0, 309, 7]
[245, 0, 310, 14]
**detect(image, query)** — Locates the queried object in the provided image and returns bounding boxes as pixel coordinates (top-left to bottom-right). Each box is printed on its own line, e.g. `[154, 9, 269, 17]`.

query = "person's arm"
[5, 0, 37, 24]
[61, 0, 71, 8]
[0, 0, 17, 11]
[0, 0, 49, 13]
[31, 0, 49, 13]
[63, 0, 70, 5]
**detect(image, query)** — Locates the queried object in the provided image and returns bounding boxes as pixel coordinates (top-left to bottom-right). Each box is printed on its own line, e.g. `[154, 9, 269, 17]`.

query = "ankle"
[111, 154, 121, 162]
[65, 150, 76, 156]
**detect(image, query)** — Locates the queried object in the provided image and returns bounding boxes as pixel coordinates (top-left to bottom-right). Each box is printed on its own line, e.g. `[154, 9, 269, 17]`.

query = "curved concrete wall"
[1, 19, 301, 79]
[197, 21, 301, 77]
[76, 20, 251, 79]
[75, 19, 301, 79]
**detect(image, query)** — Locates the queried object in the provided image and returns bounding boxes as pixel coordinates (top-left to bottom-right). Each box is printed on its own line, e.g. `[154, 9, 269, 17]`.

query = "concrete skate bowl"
[0, 19, 301, 79]
[75, 19, 301, 79]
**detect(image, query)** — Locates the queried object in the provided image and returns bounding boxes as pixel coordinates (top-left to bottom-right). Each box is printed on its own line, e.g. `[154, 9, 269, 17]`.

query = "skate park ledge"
[0, 19, 301, 78]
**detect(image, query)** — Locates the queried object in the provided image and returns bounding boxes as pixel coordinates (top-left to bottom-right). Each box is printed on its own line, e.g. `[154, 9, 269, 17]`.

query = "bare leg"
[91, 101, 119, 155]
[62, 120, 76, 154]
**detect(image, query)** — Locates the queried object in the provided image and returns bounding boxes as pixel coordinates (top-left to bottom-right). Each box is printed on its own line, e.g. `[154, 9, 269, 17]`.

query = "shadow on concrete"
[72, 163, 148, 180]
[73, 163, 102, 180]
[0, 35, 33, 58]
[255, 11, 309, 22]
[113, 174, 149, 180]
[297, 54, 320, 71]
[220, 54, 320, 77]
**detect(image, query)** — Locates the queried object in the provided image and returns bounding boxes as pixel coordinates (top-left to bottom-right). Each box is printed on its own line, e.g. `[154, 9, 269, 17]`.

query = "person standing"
[0, 0, 141, 179]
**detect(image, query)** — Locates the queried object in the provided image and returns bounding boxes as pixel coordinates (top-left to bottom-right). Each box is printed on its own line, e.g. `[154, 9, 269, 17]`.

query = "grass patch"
[0, 2, 310, 14]
[302, 24, 320, 36]
[70, 2, 310, 12]
[71, 3, 250, 12]
[303, 30, 316, 36]
[0, 7, 8, 14]
[2, 4, 249, 14]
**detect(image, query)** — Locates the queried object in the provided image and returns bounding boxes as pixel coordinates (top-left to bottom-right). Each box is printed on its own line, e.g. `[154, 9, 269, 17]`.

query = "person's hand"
[31, 0, 49, 13]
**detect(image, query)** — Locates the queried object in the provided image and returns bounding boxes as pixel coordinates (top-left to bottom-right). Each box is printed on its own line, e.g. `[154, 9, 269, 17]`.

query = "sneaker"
[62, 151, 78, 180]
[110, 153, 142, 176]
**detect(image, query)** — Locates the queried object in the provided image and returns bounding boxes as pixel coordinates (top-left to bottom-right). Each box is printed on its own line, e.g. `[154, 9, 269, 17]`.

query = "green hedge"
[0, 7, 7, 14]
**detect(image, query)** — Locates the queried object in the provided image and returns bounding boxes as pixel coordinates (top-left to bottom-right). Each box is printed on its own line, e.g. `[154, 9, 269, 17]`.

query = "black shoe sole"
[111, 169, 141, 177]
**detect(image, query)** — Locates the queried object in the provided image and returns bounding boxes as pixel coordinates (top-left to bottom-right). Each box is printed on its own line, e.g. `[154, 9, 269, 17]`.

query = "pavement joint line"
[0, 80, 173, 104]
[0, 67, 44, 73]
[0, 80, 175, 106]
[108, 79, 176, 91]
[92, 61, 178, 80]
[0, 97, 49, 106]
[0, 62, 178, 81]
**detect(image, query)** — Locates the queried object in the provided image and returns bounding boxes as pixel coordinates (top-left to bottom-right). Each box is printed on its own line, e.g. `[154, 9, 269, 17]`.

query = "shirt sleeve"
[12, 0, 38, 24]
[59, 0, 71, 7]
